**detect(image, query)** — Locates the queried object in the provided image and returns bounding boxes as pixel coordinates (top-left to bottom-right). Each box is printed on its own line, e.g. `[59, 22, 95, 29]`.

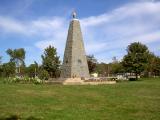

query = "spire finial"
[72, 10, 77, 19]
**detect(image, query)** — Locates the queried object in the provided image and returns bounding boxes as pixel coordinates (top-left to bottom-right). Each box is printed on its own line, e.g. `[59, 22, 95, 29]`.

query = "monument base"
[46, 78, 116, 85]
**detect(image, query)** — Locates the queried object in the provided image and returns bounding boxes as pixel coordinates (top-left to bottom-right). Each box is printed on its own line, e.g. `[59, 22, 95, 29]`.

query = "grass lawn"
[0, 78, 160, 120]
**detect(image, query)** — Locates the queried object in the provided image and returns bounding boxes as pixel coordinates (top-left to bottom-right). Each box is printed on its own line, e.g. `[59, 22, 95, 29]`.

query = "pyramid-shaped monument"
[61, 11, 90, 78]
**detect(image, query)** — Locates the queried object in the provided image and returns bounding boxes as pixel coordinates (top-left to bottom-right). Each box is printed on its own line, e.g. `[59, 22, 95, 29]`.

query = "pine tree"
[41, 45, 61, 78]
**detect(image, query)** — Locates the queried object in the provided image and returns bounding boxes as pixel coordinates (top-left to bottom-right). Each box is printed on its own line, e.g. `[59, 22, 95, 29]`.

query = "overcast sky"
[0, 0, 160, 65]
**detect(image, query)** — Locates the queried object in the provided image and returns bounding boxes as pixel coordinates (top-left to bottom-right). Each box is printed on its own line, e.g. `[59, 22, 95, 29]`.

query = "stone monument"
[60, 11, 90, 78]
[46, 12, 116, 85]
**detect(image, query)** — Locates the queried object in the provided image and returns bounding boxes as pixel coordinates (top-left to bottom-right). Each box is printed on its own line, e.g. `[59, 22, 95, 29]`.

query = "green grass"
[0, 78, 160, 120]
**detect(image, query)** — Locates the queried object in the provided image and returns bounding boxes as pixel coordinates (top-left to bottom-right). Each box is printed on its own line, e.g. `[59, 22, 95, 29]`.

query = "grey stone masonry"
[61, 18, 90, 78]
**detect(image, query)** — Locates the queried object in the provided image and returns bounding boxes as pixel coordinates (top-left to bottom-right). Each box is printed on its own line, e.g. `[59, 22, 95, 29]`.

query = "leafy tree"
[151, 56, 160, 76]
[26, 61, 39, 78]
[41, 45, 61, 78]
[2, 62, 16, 77]
[110, 62, 124, 74]
[6, 48, 25, 75]
[96, 62, 124, 77]
[109, 57, 124, 75]
[143, 53, 155, 77]
[87, 55, 97, 73]
[122, 42, 150, 79]
[96, 62, 110, 77]
[144, 53, 160, 77]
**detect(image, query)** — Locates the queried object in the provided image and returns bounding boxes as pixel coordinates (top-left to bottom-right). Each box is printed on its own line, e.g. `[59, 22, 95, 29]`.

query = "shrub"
[38, 69, 49, 80]
[2, 76, 43, 84]
[33, 77, 43, 84]
[3, 76, 21, 83]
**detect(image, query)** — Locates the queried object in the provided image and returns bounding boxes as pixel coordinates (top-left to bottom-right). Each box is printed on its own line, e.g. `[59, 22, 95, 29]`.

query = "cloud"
[80, 1, 160, 62]
[0, 16, 28, 34]
[32, 17, 64, 29]
[0, 16, 67, 36]
[131, 31, 160, 43]
[85, 42, 108, 54]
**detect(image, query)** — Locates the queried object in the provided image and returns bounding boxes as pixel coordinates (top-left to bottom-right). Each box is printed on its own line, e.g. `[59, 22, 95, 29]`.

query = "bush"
[38, 69, 49, 80]
[3, 77, 20, 83]
[33, 77, 43, 84]
[2, 76, 43, 84]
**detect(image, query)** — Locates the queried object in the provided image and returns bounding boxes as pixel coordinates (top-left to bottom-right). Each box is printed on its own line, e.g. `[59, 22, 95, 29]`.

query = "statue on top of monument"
[72, 10, 77, 19]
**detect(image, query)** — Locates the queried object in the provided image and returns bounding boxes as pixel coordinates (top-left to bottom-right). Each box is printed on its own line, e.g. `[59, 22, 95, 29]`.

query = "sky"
[0, 0, 160, 65]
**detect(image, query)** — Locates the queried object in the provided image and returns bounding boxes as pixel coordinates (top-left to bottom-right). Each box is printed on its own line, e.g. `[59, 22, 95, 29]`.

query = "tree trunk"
[135, 72, 138, 80]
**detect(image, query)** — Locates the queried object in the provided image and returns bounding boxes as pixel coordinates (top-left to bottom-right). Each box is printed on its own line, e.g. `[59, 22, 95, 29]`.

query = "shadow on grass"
[0, 115, 42, 120]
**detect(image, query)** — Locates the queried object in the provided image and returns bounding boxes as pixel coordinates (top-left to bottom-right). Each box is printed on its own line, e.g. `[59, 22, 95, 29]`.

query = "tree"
[110, 62, 124, 74]
[6, 48, 25, 75]
[96, 62, 124, 77]
[2, 62, 16, 77]
[151, 56, 160, 76]
[26, 61, 39, 78]
[144, 53, 160, 77]
[96, 62, 109, 76]
[41, 45, 61, 78]
[109, 57, 124, 75]
[87, 55, 97, 73]
[122, 42, 150, 79]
